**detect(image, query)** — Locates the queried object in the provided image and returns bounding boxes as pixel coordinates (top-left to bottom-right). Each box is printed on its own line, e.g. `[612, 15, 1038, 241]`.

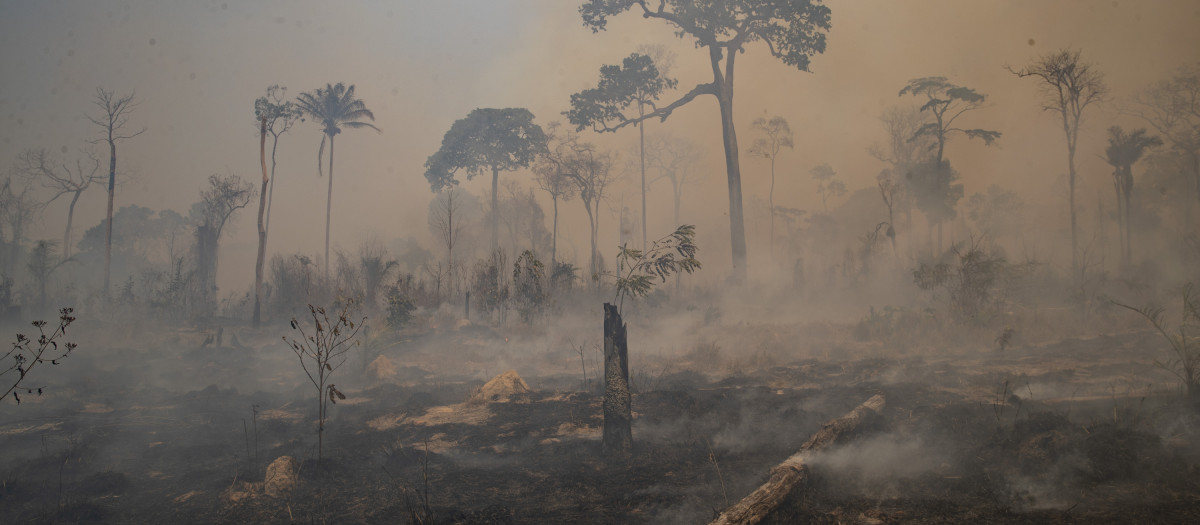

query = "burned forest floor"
[2, 309, 1200, 524]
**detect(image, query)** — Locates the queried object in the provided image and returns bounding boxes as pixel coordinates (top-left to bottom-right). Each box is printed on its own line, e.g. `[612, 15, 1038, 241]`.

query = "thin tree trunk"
[602, 302, 631, 457]
[254, 117, 269, 326]
[64, 191, 81, 259]
[769, 156, 776, 260]
[585, 203, 598, 282]
[1124, 174, 1133, 267]
[639, 102, 647, 251]
[265, 136, 280, 240]
[1068, 141, 1078, 283]
[491, 166, 500, 254]
[103, 137, 116, 298]
[317, 389, 325, 462]
[1112, 174, 1124, 269]
[551, 194, 559, 267]
[325, 134, 335, 280]
[937, 221, 943, 255]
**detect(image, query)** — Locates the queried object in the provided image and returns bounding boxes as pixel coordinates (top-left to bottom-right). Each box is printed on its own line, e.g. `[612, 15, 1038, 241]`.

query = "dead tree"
[709, 393, 886, 525]
[601, 226, 701, 456]
[601, 302, 631, 456]
[87, 88, 144, 298]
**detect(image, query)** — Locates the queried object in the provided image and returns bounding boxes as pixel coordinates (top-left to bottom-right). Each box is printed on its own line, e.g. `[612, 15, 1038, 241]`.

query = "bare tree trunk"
[602, 302, 632, 457]
[709, 394, 886, 525]
[254, 117, 269, 327]
[769, 156, 776, 260]
[324, 134, 335, 281]
[1068, 141, 1078, 283]
[64, 191, 81, 259]
[639, 102, 648, 251]
[712, 47, 747, 283]
[265, 136, 280, 240]
[103, 138, 116, 298]
[551, 194, 559, 267]
[585, 202, 598, 282]
[1123, 173, 1133, 267]
[491, 166, 500, 254]
[937, 221, 943, 256]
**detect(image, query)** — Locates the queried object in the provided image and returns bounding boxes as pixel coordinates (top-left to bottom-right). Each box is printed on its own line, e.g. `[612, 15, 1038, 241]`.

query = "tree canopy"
[899, 77, 1001, 158]
[580, 1, 831, 71]
[566, 52, 677, 133]
[424, 108, 547, 192]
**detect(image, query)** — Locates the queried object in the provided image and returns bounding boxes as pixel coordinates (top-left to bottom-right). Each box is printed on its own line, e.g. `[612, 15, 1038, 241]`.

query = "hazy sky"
[1, 0, 1198, 291]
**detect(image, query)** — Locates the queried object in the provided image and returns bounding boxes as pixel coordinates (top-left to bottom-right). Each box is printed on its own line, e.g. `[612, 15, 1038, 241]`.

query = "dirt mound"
[469, 370, 531, 404]
[366, 355, 397, 382]
[264, 456, 298, 498]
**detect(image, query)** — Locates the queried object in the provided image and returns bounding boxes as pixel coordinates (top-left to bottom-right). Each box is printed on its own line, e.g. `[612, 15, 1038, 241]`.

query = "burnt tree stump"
[709, 393, 886, 525]
[602, 302, 632, 456]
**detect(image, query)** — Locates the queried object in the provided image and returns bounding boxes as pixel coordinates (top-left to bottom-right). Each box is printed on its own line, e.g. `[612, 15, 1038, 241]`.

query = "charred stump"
[602, 302, 632, 456]
[709, 393, 886, 525]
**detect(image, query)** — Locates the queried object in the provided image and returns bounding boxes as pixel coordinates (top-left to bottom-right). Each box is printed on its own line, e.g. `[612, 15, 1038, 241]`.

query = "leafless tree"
[194, 173, 254, 315]
[14, 148, 103, 258]
[428, 187, 467, 296]
[86, 88, 145, 298]
[1007, 49, 1107, 282]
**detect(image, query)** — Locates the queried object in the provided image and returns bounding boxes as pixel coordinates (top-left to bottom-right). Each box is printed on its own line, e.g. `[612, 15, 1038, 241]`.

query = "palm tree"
[1104, 126, 1162, 268]
[295, 83, 380, 278]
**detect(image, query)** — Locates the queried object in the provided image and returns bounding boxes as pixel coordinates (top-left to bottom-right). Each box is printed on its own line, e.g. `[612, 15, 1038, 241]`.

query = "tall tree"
[578, 0, 832, 282]
[424, 108, 547, 254]
[541, 128, 617, 279]
[252, 86, 301, 326]
[86, 88, 144, 298]
[870, 106, 930, 260]
[1132, 63, 1200, 212]
[899, 76, 1000, 254]
[567, 52, 676, 250]
[1007, 50, 1106, 281]
[193, 174, 254, 316]
[646, 133, 703, 230]
[255, 86, 303, 242]
[14, 148, 103, 258]
[533, 124, 579, 267]
[428, 187, 469, 295]
[1103, 126, 1162, 268]
[747, 116, 794, 258]
[295, 83, 380, 279]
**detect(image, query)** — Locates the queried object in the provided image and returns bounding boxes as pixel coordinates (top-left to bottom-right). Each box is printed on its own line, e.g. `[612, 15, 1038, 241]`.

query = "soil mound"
[366, 355, 397, 381]
[264, 456, 298, 498]
[470, 370, 531, 403]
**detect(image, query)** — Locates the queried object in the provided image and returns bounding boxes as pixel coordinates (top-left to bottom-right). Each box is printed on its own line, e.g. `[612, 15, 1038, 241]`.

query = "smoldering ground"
[2, 1, 1200, 523]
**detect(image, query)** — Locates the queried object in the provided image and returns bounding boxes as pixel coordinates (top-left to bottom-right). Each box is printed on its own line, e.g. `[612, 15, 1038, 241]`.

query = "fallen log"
[709, 393, 886, 525]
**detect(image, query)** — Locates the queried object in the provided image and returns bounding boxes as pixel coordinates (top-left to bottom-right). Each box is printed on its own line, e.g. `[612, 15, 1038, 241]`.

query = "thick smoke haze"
[0, 0, 1197, 290]
[3, 2, 1200, 522]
